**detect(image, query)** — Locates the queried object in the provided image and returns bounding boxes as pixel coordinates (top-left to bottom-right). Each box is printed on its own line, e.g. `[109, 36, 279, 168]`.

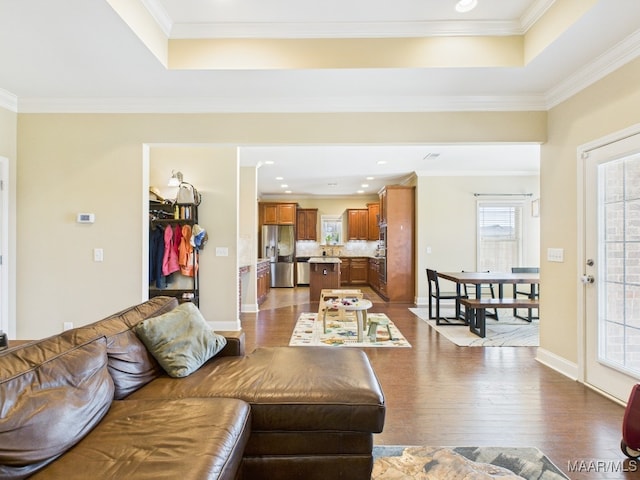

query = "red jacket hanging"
[162, 223, 180, 276]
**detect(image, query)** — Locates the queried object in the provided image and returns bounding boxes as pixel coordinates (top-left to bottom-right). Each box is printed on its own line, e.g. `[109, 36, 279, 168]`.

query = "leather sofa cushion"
[0, 336, 114, 479]
[29, 398, 251, 480]
[79, 296, 179, 399]
[128, 346, 385, 433]
[134, 302, 227, 378]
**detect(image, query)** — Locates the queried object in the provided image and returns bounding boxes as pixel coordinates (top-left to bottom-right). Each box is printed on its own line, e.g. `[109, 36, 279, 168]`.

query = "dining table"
[436, 271, 540, 320]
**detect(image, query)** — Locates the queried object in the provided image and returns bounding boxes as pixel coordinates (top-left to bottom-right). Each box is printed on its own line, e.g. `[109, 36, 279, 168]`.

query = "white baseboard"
[535, 347, 579, 381]
[415, 296, 429, 306]
[241, 303, 259, 313]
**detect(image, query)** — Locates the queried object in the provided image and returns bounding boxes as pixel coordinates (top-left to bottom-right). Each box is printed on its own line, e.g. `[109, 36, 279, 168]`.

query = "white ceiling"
[1, 0, 639, 196]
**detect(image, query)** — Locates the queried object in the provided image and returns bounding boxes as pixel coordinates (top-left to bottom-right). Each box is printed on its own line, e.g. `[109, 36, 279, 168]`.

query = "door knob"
[586, 259, 594, 266]
[580, 275, 595, 284]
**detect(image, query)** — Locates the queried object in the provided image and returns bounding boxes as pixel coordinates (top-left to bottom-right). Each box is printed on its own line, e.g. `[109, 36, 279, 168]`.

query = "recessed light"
[357, 190, 365, 194]
[276, 176, 284, 180]
[285, 190, 292, 194]
[361, 184, 369, 188]
[455, 0, 477, 13]
[377, 160, 387, 165]
[366, 176, 374, 180]
[281, 184, 288, 188]
[264, 160, 275, 165]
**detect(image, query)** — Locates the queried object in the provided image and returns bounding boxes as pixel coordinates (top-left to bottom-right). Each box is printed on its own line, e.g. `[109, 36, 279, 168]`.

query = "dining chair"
[511, 267, 540, 321]
[426, 268, 467, 325]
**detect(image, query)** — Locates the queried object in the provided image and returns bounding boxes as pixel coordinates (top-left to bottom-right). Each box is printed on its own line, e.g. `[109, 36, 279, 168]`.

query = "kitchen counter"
[309, 258, 341, 300]
[309, 257, 342, 264]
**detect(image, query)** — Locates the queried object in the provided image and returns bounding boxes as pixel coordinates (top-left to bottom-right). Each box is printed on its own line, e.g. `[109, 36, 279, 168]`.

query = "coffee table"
[323, 298, 373, 342]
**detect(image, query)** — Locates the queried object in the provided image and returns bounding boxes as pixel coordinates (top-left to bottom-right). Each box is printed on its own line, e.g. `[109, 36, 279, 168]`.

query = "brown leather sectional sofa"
[0, 296, 385, 479]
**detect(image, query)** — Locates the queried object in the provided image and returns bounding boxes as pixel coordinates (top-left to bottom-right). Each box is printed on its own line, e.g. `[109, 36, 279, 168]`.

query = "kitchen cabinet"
[379, 188, 388, 225]
[367, 202, 380, 241]
[309, 259, 341, 301]
[296, 208, 318, 241]
[340, 257, 368, 286]
[350, 258, 368, 284]
[260, 202, 297, 225]
[368, 257, 380, 292]
[257, 260, 271, 305]
[378, 185, 415, 302]
[340, 258, 351, 285]
[345, 209, 368, 240]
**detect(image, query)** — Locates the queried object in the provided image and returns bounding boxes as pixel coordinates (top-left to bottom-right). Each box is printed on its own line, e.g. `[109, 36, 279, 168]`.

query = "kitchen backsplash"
[296, 241, 378, 258]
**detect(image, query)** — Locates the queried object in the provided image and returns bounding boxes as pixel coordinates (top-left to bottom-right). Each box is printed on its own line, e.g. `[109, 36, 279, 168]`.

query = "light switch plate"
[547, 247, 564, 262]
[215, 247, 229, 257]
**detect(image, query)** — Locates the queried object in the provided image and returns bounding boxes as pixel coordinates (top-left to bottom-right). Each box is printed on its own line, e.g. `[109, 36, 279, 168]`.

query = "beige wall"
[415, 174, 540, 304]
[263, 195, 379, 216]
[8, 56, 640, 380]
[539, 56, 640, 373]
[148, 145, 240, 329]
[15, 111, 544, 339]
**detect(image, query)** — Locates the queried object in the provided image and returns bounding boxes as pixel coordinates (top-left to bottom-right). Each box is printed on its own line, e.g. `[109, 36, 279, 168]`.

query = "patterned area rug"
[289, 312, 411, 348]
[409, 307, 539, 347]
[372, 446, 568, 479]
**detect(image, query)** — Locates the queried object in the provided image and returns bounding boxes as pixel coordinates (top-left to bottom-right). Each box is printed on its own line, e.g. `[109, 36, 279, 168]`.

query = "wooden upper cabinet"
[346, 209, 368, 240]
[378, 188, 388, 225]
[296, 208, 318, 241]
[260, 202, 297, 225]
[367, 202, 380, 241]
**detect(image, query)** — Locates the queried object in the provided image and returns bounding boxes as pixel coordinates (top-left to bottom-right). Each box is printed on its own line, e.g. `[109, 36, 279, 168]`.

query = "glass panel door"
[584, 133, 640, 401]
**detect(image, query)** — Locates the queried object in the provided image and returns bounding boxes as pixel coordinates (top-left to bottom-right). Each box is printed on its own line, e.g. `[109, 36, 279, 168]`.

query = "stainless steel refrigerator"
[262, 225, 295, 287]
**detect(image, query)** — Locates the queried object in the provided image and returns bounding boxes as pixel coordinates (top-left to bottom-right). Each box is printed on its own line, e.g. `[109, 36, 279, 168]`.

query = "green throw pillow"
[134, 302, 227, 378]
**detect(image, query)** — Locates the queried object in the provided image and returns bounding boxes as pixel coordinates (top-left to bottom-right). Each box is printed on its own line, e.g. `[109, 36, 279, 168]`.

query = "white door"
[583, 131, 640, 402]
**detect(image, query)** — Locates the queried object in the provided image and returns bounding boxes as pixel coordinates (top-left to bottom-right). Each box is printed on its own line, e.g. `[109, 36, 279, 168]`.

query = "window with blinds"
[477, 202, 523, 272]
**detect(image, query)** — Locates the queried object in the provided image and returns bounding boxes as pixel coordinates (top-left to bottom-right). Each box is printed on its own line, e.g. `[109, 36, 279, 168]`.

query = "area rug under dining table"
[409, 307, 539, 347]
[289, 312, 411, 347]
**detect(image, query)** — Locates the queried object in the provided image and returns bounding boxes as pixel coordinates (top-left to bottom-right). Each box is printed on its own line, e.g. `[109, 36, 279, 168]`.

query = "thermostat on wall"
[77, 213, 95, 224]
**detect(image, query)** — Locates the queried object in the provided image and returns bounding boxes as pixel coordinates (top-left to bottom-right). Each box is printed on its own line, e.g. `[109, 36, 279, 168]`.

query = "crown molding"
[0, 88, 17, 112]
[15, 94, 547, 114]
[520, 0, 556, 33]
[140, 0, 172, 37]
[170, 20, 523, 39]
[545, 29, 640, 109]
[144, 0, 555, 39]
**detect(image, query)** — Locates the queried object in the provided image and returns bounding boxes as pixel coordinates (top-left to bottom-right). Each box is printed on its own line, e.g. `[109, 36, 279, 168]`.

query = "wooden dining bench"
[460, 298, 540, 338]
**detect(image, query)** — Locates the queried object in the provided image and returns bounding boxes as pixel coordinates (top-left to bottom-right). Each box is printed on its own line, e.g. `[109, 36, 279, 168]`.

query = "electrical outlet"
[93, 248, 104, 262]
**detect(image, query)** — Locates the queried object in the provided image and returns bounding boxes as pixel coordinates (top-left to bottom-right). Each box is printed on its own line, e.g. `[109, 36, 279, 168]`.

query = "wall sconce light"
[168, 170, 184, 187]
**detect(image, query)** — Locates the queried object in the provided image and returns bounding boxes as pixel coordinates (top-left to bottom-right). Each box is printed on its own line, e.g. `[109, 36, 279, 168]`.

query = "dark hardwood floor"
[241, 286, 636, 479]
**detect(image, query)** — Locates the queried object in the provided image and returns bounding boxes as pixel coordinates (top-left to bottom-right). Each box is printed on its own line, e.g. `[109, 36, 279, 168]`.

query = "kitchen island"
[309, 257, 341, 301]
